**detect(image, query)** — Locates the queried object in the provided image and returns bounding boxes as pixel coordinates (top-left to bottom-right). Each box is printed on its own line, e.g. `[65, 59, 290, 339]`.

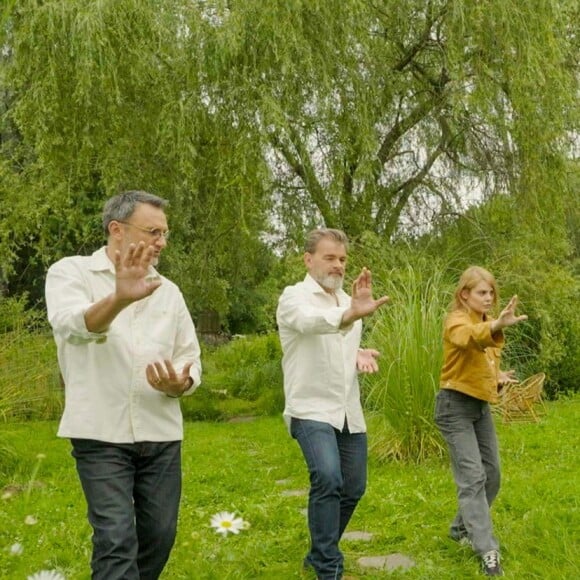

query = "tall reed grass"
[0, 296, 63, 424]
[363, 262, 451, 463]
[0, 330, 63, 423]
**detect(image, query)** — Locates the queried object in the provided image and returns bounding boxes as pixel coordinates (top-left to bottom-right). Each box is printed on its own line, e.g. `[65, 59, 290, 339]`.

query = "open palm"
[114, 242, 161, 302]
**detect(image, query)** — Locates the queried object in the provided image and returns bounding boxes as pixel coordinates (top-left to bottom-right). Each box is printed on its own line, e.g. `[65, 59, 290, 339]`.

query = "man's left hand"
[357, 349, 380, 373]
[146, 360, 194, 397]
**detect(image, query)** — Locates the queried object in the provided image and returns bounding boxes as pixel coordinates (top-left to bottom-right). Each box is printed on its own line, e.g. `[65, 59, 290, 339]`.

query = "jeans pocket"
[434, 392, 444, 419]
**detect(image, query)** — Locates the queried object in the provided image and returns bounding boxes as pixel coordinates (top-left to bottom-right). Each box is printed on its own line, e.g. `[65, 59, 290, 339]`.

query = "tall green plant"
[0, 298, 62, 422]
[362, 261, 450, 463]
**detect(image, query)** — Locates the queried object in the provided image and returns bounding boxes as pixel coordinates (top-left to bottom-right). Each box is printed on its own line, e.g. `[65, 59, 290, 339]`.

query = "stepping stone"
[227, 416, 257, 423]
[342, 531, 374, 542]
[275, 478, 292, 485]
[281, 489, 309, 497]
[299, 508, 308, 516]
[357, 553, 415, 571]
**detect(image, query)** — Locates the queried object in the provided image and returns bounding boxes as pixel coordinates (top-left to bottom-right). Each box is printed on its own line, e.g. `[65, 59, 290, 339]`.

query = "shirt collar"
[88, 246, 160, 279]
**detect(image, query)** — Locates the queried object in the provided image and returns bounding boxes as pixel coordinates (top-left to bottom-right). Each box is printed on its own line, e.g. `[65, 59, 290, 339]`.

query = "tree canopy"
[0, 0, 577, 324]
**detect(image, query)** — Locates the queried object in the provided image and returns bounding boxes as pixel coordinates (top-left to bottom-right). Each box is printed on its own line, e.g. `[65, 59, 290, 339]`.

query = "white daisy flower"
[27, 571, 66, 580]
[24, 515, 38, 525]
[10, 542, 24, 555]
[209, 511, 248, 536]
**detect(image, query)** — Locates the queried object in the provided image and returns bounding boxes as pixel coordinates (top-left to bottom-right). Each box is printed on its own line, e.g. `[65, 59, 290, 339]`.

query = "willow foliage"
[1, 0, 272, 319]
[207, 0, 577, 239]
[0, 0, 577, 317]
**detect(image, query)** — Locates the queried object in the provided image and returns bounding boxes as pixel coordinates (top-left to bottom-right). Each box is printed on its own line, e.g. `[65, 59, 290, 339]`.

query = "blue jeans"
[71, 439, 182, 580]
[434, 389, 501, 556]
[290, 418, 367, 580]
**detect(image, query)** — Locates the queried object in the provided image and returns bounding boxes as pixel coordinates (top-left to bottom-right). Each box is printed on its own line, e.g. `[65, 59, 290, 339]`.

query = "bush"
[0, 297, 63, 423]
[355, 246, 449, 462]
[182, 333, 284, 420]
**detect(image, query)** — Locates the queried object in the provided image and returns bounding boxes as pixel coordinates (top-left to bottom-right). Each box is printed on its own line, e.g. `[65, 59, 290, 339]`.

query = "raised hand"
[114, 242, 162, 304]
[146, 360, 194, 398]
[341, 267, 390, 326]
[493, 295, 528, 332]
[357, 349, 381, 373]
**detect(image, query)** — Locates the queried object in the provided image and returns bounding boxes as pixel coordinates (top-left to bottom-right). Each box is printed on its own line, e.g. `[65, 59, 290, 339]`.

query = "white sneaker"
[481, 550, 503, 576]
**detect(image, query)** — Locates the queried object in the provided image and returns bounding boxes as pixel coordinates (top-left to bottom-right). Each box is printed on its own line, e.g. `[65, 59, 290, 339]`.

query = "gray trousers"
[434, 389, 501, 555]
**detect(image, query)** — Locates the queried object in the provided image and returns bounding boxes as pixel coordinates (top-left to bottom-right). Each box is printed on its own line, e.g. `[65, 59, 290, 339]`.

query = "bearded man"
[276, 228, 389, 580]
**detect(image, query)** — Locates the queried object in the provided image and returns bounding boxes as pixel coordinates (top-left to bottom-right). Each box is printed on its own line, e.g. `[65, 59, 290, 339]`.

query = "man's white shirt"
[276, 274, 365, 433]
[46, 247, 202, 443]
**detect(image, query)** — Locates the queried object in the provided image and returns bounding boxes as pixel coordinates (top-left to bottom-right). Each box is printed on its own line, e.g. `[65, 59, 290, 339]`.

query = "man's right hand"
[84, 242, 161, 333]
[341, 267, 390, 327]
[114, 242, 162, 304]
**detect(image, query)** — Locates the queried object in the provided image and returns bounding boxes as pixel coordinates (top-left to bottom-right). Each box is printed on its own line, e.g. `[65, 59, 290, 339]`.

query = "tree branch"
[268, 128, 336, 226]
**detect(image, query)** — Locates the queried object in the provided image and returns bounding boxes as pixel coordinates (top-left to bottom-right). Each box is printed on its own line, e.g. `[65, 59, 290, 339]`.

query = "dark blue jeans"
[71, 439, 182, 580]
[291, 418, 367, 580]
[434, 389, 501, 556]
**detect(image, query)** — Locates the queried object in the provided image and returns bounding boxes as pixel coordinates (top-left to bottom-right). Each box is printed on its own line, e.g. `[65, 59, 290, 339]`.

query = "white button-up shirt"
[45, 247, 202, 443]
[276, 274, 365, 433]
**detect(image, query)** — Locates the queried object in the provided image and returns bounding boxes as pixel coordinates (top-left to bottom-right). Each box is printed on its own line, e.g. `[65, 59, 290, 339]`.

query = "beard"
[313, 272, 344, 292]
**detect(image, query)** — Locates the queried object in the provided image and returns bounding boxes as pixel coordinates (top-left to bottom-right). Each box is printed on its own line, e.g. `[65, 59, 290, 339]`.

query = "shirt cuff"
[64, 306, 109, 344]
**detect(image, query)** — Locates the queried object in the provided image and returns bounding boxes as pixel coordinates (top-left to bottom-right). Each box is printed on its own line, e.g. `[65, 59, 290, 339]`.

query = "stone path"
[358, 553, 416, 572]
[227, 415, 258, 423]
[277, 484, 416, 573]
[342, 531, 373, 542]
[280, 488, 308, 497]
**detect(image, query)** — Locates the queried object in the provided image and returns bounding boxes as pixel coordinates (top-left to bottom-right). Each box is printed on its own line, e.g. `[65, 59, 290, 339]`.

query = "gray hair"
[304, 228, 349, 254]
[102, 190, 168, 235]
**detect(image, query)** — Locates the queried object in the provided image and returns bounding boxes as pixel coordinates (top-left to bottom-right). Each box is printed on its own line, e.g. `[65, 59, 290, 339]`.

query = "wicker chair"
[495, 373, 546, 423]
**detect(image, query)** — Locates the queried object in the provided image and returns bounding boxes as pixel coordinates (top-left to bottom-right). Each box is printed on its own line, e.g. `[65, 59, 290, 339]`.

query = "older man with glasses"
[45, 190, 202, 580]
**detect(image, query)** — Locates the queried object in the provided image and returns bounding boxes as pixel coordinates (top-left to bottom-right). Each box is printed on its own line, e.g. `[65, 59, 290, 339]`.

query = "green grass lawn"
[1, 397, 579, 579]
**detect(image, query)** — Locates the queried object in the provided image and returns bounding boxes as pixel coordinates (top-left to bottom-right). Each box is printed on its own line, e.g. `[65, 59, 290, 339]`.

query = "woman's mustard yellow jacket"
[440, 309, 505, 403]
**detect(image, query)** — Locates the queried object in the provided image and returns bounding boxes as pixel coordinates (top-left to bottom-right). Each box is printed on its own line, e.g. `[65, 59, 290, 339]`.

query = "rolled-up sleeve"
[46, 259, 108, 344]
[277, 286, 347, 334]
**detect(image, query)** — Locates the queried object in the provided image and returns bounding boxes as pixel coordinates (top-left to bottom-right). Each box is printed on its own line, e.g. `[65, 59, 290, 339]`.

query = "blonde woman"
[435, 267, 527, 577]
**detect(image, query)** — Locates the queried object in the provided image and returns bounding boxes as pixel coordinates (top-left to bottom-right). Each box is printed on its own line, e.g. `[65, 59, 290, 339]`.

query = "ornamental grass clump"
[363, 263, 450, 463]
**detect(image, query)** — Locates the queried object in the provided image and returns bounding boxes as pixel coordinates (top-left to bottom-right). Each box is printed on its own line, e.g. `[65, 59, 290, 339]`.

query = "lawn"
[1, 397, 578, 579]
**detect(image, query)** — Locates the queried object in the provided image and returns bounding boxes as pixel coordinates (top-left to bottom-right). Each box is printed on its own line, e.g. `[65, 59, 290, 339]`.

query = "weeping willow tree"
[0, 0, 274, 325]
[0, 0, 577, 317]
[210, 0, 577, 243]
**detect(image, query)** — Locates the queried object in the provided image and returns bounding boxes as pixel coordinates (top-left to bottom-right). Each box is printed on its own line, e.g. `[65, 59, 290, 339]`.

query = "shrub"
[361, 255, 449, 463]
[182, 334, 284, 420]
[0, 297, 63, 422]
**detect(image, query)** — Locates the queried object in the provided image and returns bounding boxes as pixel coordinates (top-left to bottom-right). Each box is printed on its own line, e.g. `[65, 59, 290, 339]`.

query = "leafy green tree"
[0, 0, 274, 326]
[0, 0, 577, 332]
[211, 0, 577, 241]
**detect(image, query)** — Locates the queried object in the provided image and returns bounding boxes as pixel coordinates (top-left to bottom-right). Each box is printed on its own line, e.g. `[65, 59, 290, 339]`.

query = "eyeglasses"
[117, 221, 170, 240]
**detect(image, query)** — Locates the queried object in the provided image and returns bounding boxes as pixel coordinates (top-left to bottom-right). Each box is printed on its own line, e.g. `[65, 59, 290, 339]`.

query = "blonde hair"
[451, 266, 499, 312]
